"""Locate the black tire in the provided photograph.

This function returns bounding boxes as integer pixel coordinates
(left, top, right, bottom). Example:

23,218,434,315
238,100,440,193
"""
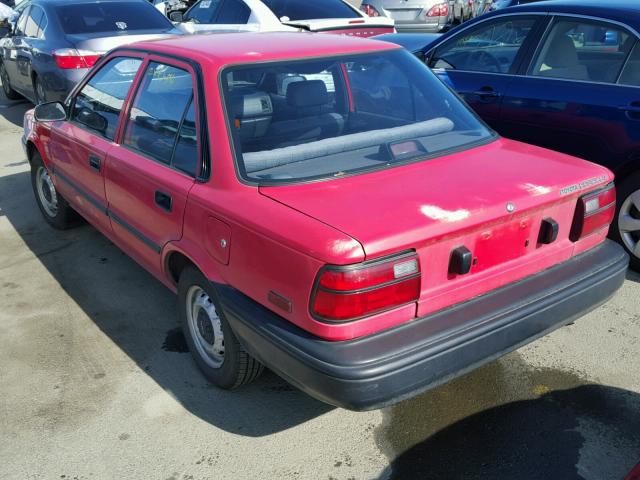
0,62,22,101
610,171,640,271
33,75,46,104
30,152,78,229
178,266,263,389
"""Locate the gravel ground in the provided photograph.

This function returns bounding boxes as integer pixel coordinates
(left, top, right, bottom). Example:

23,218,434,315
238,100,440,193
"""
1,90,639,480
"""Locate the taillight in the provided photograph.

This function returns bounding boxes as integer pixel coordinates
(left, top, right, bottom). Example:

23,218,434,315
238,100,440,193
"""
360,4,381,17
570,183,616,241
426,3,449,17
311,252,420,322
52,49,101,69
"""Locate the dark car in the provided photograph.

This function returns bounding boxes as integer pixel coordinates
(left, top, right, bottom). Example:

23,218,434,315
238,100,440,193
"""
379,0,640,269
0,0,180,104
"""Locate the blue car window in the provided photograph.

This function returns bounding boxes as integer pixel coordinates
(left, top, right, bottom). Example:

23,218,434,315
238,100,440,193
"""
71,57,143,140
619,41,640,87
531,19,634,84
123,62,194,166
431,16,537,74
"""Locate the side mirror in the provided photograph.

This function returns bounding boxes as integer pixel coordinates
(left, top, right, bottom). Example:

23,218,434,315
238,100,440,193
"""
34,102,66,122
169,11,184,22
76,107,107,133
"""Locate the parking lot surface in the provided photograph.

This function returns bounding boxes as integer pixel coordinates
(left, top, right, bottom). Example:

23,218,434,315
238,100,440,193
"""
1,92,640,479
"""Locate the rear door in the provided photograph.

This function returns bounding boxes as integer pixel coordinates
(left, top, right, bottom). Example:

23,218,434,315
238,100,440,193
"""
50,55,144,231
499,15,639,172
104,57,199,272
14,4,45,96
426,14,545,130
2,5,28,95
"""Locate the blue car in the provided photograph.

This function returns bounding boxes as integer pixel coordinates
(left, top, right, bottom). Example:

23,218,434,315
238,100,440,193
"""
379,0,640,269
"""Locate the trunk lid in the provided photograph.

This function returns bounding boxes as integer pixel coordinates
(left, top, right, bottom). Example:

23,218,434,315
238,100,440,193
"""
259,138,613,316
379,0,439,22
66,31,178,53
283,17,395,37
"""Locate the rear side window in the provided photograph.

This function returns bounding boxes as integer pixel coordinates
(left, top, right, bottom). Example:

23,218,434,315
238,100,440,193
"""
56,2,172,34
71,57,143,140
217,0,250,24
262,0,359,21
123,62,196,171
431,16,538,73
619,42,640,86
24,5,43,38
531,19,634,83
185,0,222,24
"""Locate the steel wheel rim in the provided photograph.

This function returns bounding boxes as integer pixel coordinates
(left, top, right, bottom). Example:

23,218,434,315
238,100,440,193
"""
186,286,225,368
1,65,10,96
618,188,640,260
35,79,45,104
36,166,58,217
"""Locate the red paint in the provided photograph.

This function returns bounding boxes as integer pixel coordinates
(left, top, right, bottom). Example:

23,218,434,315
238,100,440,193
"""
26,33,615,342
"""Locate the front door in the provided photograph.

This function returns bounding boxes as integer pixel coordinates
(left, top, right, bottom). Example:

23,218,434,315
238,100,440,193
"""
50,56,144,230
105,58,200,272
426,14,544,131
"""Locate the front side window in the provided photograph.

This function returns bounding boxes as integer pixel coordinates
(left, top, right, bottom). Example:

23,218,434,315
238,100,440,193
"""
71,57,143,140
222,49,494,184
430,16,538,73
531,18,634,83
262,0,359,21
123,63,195,168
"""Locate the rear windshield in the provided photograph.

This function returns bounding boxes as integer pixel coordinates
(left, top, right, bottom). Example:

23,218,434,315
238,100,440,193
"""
56,2,172,34
262,0,360,21
222,49,494,184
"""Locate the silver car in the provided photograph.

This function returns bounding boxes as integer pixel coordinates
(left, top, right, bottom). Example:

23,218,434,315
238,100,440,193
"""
360,0,473,33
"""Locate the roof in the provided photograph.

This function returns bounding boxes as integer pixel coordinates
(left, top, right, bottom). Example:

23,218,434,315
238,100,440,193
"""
504,0,640,27
128,32,400,67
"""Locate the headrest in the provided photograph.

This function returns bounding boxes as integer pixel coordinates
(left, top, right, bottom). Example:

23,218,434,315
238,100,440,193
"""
287,80,328,108
545,35,579,67
232,91,273,119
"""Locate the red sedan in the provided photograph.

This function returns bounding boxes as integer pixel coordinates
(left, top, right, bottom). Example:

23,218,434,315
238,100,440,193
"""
23,32,628,410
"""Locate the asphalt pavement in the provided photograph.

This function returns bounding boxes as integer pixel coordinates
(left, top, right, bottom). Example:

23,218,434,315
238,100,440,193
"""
1,92,640,480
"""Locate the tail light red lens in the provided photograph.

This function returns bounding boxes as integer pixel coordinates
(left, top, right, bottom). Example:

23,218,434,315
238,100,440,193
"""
360,4,381,17
53,49,101,69
311,252,420,322
570,184,616,241
427,3,449,17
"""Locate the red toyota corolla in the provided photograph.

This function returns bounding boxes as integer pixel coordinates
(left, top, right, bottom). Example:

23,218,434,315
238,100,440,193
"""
23,33,628,410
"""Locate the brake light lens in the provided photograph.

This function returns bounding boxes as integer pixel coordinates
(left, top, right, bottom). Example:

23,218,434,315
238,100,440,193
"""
360,4,380,17
311,253,420,322
52,49,101,69
570,184,616,241
426,3,449,17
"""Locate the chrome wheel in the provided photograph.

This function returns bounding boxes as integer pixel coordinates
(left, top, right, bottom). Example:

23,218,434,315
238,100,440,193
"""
35,77,46,104
618,188,640,259
186,286,225,368
36,166,58,218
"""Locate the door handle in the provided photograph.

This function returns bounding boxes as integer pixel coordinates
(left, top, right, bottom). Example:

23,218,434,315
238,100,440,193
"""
88,155,101,171
471,89,501,98
154,190,172,212
619,103,640,120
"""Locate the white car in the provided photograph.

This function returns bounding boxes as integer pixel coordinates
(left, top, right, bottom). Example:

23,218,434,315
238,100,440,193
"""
170,0,395,37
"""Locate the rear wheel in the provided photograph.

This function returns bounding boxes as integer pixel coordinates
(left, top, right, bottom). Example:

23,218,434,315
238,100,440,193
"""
611,172,640,271
0,62,21,100
33,75,46,104
178,266,263,389
30,152,78,229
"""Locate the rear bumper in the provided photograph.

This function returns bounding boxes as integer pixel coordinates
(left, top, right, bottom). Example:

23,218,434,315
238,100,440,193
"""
395,22,448,33
218,240,628,411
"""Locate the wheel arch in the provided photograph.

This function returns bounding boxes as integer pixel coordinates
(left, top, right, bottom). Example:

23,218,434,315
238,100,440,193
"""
163,244,226,288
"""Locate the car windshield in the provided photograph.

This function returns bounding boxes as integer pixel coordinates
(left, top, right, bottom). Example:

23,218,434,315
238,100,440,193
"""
222,49,494,184
262,0,360,21
56,2,172,34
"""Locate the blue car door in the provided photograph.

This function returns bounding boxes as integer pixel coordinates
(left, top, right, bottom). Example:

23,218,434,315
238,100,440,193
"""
425,14,546,131
499,15,640,174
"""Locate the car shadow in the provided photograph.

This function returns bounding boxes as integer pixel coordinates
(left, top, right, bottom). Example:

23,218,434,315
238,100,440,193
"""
0,170,332,437
626,268,640,283
375,357,640,480
0,91,31,127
